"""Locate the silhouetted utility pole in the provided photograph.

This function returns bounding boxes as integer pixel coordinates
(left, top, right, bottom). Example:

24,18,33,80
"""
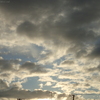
72,95,75,100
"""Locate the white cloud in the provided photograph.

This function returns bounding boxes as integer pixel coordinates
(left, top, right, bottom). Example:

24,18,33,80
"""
38,76,56,83
45,82,52,86
39,84,43,89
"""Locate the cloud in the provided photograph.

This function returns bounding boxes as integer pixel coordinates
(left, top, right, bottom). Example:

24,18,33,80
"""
0,79,85,100
39,84,43,89
56,93,67,100
0,58,21,72
17,21,37,39
0,81,68,100
1,0,100,98
20,61,47,74
87,65,100,72
87,46,100,59
38,76,57,82
76,50,87,58
45,82,52,86
0,87,85,100
54,81,91,94
61,60,74,65
58,60,78,69
58,72,85,80
1,0,98,47
84,90,100,94
0,89,55,99
0,58,48,82
0,0,100,65
0,79,9,91
0,0,59,16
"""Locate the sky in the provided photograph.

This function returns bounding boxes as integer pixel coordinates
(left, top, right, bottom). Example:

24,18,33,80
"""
0,0,100,100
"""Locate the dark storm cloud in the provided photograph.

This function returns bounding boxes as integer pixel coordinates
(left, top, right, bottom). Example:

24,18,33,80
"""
15,0,99,53
87,46,100,59
0,0,60,21
87,38,100,59
17,21,38,39
0,0,100,56
66,0,100,28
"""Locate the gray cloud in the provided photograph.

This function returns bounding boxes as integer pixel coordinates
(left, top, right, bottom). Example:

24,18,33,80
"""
0,0,100,60
0,0,60,23
0,80,57,99
0,81,85,100
0,80,68,100
0,58,48,81
87,46,100,59
0,89,55,99
17,21,38,39
86,65,100,72
0,59,20,72
14,0,100,57
0,79,8,90
57,93,67,100
76,50,87,58
20,61,47,74
61,60,74,65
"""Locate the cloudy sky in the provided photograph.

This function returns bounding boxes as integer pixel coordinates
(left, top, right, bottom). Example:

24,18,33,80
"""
0,0,100,100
